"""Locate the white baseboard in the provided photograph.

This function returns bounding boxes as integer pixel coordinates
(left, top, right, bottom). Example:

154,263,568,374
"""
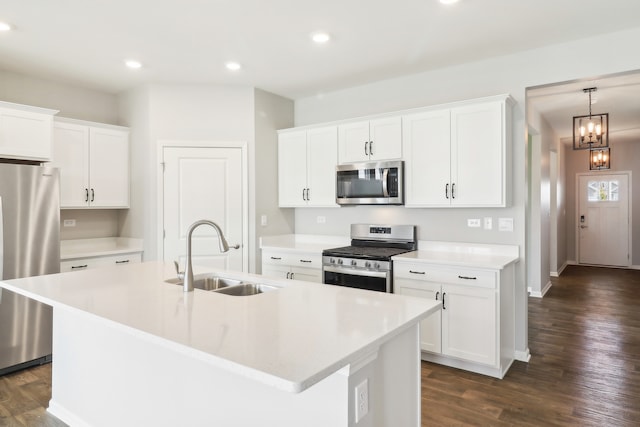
514,348,531,363
550,261,569,277
528,280,551,298
48,400,92,427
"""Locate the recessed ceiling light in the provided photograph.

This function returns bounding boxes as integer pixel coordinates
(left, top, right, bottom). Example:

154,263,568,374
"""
311,32,330,44
225,62,241,71
0,22,12,32
125,60,142,69
439,0,459,4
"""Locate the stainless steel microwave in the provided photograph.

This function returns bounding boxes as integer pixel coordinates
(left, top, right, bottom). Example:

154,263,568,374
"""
336,160,404,205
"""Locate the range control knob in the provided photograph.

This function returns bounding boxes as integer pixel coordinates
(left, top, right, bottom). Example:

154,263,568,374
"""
365,261,371,268
351,260,357,266
329,258,335,264
374,262,380,269
337,259,343,265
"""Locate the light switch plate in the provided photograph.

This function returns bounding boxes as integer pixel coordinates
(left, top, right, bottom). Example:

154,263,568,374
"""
260,215,267,226
63,219,76,227
484,217,492,230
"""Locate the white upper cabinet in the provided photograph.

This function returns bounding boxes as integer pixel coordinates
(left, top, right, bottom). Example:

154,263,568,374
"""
0,101,58,161
52,119,130,208
338,116,402,163
403,95,512,207
278,126,338,207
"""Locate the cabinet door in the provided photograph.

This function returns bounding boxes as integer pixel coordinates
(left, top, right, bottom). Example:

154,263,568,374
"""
89,127,130,207
395,279,442,353
306,126,338,207
261,265,290,280
402,110,451,207
442,283,496,366
278,131,308,207
450,101,504,206
0,108,54,161
290,266,322,283
338,121,369,163
52,122,90,208
368,116,402,161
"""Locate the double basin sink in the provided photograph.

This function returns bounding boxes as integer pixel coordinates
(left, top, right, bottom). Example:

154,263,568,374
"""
166,274,278,296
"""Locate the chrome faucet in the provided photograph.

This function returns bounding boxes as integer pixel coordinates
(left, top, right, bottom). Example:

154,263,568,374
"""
183,220,235,292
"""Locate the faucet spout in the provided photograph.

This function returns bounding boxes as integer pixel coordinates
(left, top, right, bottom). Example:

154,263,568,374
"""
183,220,231,292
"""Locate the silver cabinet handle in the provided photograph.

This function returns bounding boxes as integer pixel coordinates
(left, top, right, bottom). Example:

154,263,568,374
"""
115,260,130,264
299,259,312,263
85,188,89,202
369,140,373,156
270,256,282,260
458,275,477,280
364,141,368,156
435,291,440,300
442,292,446,310
286,272,290,279
451,183,456,199
71,264,88,269
91,188,95,202
409,270,425,275
445,183,449,199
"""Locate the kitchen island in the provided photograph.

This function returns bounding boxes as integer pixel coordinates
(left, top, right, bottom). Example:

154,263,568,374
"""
0,262,439,427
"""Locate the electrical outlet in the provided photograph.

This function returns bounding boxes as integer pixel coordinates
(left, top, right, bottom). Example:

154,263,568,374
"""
467,218,481,228
355,379,369,423
484,217,493,230
317,216,326,224
260,215,268,226
499,217,514,232
63,219,76,227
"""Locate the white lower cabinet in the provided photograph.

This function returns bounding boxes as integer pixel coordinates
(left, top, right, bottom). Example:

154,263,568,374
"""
394,261,514,378
61,252,142,273
261,250,322,283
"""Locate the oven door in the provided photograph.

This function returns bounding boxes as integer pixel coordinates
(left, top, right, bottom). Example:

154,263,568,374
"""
323,265,391,293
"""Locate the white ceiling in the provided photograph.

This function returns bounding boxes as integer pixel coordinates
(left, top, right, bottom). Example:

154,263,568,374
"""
1,0,640,142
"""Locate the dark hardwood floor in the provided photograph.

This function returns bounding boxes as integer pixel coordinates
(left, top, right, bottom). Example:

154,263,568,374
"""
422,265,640,426
1,265,639,426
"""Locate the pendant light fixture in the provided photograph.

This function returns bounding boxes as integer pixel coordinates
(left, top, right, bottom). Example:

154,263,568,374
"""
589,147,611,170
573,87,608,150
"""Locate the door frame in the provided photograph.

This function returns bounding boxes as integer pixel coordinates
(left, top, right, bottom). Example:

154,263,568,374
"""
156,140,249,272
575,171,632,267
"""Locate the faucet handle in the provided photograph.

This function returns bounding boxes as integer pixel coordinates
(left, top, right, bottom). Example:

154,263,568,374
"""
174,260,185,280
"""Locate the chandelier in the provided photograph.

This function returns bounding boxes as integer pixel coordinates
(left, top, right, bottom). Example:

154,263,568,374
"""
573,87,609,150
589,147,611,170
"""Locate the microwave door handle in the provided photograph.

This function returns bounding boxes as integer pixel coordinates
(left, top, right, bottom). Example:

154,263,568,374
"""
382,168,390,197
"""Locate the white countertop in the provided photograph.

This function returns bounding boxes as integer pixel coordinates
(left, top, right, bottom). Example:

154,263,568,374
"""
260,234,349,253
394,241,519,270
1,262,439,393
61,237,143,260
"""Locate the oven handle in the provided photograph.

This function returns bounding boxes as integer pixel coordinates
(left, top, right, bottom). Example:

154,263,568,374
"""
323,265,389,279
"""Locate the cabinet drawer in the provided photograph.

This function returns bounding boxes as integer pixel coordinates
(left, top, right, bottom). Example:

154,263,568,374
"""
61,252,142,273
394,262,496,288
262,251,322,269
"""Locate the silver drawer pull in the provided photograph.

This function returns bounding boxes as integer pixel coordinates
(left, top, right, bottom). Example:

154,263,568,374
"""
270,256,282,260
409,270,425,275
71,265,88,269
115,260,130,264
458,275,477,280
299,259,312,263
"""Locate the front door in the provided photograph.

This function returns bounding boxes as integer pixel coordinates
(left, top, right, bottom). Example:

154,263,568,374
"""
578,173,630,267
161,146,245,272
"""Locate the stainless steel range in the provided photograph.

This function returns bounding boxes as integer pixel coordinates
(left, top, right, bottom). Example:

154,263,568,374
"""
322,224,416,293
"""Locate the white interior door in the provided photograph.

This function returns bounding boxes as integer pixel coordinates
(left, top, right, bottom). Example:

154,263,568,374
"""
578,173,630,267
162,146,244,272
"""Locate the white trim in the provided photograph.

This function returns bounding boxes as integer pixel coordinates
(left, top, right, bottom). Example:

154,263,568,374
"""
156,140,249,273
48,401,92,427
514,349,531,363
575,171,632,268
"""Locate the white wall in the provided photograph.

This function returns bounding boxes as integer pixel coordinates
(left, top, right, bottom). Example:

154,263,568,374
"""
117,84,256,265
0,70,119,124
293,27,640,357
253,89,295,273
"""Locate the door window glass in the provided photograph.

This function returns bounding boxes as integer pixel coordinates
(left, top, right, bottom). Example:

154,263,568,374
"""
587,180,619,202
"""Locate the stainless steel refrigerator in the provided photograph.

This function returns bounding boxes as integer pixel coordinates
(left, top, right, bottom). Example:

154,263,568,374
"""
0,163,60,375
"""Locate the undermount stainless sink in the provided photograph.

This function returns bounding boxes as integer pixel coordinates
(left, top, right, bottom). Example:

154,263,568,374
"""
166,274,279,296
166,274,242,291
214,283,279,296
